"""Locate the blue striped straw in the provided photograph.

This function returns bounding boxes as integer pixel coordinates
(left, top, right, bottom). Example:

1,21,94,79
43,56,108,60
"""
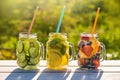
56,6,66,33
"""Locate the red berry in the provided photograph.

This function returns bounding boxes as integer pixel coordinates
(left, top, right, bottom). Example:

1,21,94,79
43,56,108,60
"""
80,58,86,65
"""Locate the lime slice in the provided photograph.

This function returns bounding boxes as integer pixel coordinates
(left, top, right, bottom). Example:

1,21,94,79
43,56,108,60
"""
47,50,62,67
17,60,27,68
29,47,38,58
16,40,23,53
30,56,40,65
16,52,26,62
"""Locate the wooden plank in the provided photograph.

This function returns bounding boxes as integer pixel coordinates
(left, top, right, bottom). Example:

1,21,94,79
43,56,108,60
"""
100,60,120,67
0,60,17,67
1,60,120,67
1,60,120,80
1,66,120,73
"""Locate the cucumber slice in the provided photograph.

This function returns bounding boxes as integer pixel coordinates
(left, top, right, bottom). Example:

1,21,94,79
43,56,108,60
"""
17,52,26,62
33,41,40,53
16,40,23,53
29,47,38,58
30,56,40,65
17,60,27,68
24,40,30,54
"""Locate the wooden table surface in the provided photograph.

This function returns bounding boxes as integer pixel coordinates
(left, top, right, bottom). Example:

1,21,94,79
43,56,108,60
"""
0,60,120,80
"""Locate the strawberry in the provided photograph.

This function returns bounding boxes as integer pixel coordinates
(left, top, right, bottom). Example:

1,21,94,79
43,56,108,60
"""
82,46,93,56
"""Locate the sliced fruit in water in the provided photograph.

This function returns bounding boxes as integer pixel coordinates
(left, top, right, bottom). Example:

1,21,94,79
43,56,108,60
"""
82,46,93,56
16,40,23,53
29,47,38,58
60,53,68,66
47,49,61,55
48,50,62,67
33,41,40,53
90,37,100,56
32,41,39,47
30,56,40,65
17,60,27,68
17,52,26,62
24,40,30,53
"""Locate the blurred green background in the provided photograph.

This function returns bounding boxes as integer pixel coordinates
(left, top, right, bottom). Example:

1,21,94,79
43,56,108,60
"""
0,0,120,60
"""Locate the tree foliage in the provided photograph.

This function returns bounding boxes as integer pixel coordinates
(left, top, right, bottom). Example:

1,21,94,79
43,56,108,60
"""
0,0,120,60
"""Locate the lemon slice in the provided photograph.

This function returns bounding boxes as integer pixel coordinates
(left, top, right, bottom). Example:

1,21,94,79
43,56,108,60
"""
90,37,100,56
48,50,62,67
60,53,68,66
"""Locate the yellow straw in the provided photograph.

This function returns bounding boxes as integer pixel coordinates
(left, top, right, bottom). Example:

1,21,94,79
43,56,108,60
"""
28,6,39,36
91,7,100,35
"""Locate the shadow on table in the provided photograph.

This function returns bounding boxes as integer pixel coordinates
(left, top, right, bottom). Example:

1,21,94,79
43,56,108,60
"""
37,68,71,80
71,68,103,80
5,68,39,80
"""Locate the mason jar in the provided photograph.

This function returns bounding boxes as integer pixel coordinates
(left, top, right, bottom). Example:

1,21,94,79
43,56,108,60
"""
77,33,106,69
16,32,44,70
46,32,73,70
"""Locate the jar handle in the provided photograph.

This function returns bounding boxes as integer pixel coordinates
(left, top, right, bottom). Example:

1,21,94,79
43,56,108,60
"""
100,42,106,61
69,42,74,61
39,42,44,60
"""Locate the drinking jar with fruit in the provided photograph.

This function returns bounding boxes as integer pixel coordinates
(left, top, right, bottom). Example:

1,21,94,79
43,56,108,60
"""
16,32,44,70
77,33,106,69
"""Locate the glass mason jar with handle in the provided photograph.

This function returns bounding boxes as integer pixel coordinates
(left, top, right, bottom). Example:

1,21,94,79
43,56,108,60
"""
16,32,44,70
46,33,74,70
77,33,106,69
